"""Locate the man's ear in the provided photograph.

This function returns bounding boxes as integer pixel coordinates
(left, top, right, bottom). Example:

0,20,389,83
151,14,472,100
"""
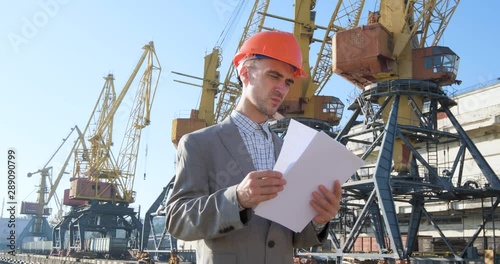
239,65,250,86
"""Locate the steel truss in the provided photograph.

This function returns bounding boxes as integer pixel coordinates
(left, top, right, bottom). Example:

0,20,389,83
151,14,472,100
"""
141,177,175,252
17,217,52,245
327,79,500,262
52,202,141,258
139,177,196,263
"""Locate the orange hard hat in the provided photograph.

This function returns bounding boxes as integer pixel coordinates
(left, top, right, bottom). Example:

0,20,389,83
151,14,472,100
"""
233,31,307,78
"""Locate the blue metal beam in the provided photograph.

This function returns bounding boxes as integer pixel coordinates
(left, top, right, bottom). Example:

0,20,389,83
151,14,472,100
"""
336,106,361,145
461,197,500,257
343,189,376,252
443,106,500,190
372,94,404,258
369,201,388,252
406,196,423,256
421,207,459,257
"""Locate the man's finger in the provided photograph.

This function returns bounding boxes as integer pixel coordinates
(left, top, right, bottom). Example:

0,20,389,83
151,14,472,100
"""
255,170,283,179
318,185,336,203
333,180,342,198
259,177,286,187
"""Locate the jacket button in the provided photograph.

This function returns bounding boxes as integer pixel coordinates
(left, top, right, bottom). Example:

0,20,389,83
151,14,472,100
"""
268,240,275,248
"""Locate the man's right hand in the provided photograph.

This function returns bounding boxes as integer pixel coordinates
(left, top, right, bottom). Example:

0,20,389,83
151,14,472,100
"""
236,170,286,209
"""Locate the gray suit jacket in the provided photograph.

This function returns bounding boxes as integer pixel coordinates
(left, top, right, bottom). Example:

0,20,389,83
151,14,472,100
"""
165,117,327,264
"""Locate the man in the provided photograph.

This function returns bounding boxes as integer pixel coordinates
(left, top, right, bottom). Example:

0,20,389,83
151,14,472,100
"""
168,249,180,264
165,30,342,264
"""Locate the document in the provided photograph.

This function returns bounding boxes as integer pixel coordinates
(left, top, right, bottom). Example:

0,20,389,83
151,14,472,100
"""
254,119,364,232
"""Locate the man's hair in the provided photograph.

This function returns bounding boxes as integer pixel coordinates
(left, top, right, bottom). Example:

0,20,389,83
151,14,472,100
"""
237,56,258,75
236,57,259,87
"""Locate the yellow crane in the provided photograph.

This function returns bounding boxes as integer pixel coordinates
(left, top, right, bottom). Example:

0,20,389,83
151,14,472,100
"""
333,0,460,87
332,0,460,172
18,126,84,247
171,0,366,146
272,0,363,128
70,41,161,204
52,41,161,255
171,0,270,147
326,1,492,262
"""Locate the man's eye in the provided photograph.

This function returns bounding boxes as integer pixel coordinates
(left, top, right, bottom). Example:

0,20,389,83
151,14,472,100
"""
268,73,279,79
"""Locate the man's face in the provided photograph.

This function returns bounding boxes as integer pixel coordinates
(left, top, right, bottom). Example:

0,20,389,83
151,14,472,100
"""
240,58,295,121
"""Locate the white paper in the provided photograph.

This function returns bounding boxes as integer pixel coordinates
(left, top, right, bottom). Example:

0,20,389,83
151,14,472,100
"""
254,119,365,232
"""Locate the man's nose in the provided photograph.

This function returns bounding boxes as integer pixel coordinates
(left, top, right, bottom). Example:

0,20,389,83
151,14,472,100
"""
275,81,289,95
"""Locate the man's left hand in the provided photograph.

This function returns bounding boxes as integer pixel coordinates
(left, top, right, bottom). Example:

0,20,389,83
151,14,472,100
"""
310,180,342,225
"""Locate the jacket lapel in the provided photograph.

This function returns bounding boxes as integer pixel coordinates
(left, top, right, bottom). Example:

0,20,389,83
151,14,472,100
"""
216,117,255,175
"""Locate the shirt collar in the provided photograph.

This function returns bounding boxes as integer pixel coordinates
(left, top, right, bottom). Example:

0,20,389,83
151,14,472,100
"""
231,111,273,139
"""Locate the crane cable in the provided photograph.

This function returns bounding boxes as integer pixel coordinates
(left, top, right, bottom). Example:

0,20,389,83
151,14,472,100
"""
214,0,247,49
195,0,248,112
23,188,37,203
143,130,150,180
374,0,380,12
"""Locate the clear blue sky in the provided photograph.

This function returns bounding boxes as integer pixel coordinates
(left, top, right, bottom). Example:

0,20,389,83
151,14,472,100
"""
1,1,499,220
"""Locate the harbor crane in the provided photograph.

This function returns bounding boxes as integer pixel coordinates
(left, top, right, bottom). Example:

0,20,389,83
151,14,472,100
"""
18,126,84,247
329,0,499,262
52,41,161,256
